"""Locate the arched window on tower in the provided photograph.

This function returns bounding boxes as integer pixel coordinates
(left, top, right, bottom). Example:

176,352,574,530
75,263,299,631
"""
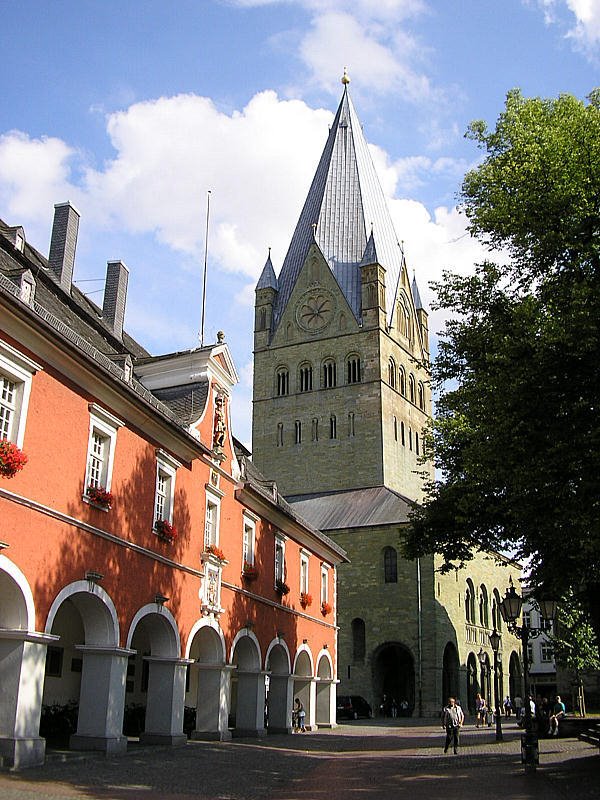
352,618,366,661
409,374,416,404
418,381,425,410
399,366,406,397
323,359,337,388
299,362,313,392
388,357,396,389
383,546,398,583
346,354,361,384
276,367,289,396
329,414,337,439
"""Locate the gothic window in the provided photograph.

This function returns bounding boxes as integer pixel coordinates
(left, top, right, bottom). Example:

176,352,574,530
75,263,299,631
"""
294,420,302,444
346,355,361,384
409,374,416,404
479,585,489,627
398,300,410,338
323,359,337,388
401,420,405,446
388,357,396,389
393,416,398,441
492,589,502,632
258,308,266,330
277,422,283,447
312,417,319,441
399,366,406,397
352,618,366,661
415,432,420,455
276,367,289,396
383,546,398,583
409,427,413,451
348,412,355,437
329,414,337,439
367,284,376,307
418,381,425,410
465,579,475,623
299,363,313,392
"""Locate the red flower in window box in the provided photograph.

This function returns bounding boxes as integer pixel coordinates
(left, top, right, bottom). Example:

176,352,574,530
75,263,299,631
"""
275,579,290,596
155,518,177,543
205,544,226,561
0,440,28,478
321,601,332,617
242,561,258,581
86,484,113,509
300,592,312,609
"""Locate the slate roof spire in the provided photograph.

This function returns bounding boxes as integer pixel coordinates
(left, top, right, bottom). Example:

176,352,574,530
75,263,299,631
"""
271,74,406,329
256,249,278,291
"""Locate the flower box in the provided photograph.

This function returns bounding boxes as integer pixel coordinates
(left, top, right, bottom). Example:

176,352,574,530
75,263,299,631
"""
0,440,27,478
154,518,177,543
275,579,290,596
204,544,226,561
242,562,258,581
86,484,113,509
300,592,312,609
321,601,332,617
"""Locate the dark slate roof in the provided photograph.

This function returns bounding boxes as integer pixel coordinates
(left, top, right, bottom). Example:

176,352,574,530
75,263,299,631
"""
271,85,405,329
256,253,278,291
152,382,209,425
236,453,347,560
285,486,414,531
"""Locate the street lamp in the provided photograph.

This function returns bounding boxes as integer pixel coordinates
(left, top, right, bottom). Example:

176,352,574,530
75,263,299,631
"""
488,627,503,742
499,580,556,771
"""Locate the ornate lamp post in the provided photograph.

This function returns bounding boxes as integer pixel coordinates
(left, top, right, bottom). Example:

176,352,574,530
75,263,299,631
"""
499,581,557,771
488,627,503,742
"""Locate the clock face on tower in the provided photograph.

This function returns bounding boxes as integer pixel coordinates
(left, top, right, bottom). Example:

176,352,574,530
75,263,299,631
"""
296,289,334,332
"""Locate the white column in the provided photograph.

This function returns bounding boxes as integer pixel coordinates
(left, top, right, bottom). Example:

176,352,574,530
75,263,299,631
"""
267,674,293,733
139,657,191,746
191,664,233,741
0,630,55,769
315,679,337,728
234,670,268,737
70,645,133,754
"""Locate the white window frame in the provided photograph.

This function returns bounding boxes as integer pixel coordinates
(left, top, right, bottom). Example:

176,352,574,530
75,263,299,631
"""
85,405,123,495
0,341,42,448
300,550,310,594
242,512,257,567
275,534,286,584
154,449,180,525
321,564,329,604
204,486,223,550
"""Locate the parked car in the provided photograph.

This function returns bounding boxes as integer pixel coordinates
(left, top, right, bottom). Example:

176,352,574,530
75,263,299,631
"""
336,695,373,720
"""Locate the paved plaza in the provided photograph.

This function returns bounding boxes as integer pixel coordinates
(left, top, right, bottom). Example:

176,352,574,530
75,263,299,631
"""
0,719,597,800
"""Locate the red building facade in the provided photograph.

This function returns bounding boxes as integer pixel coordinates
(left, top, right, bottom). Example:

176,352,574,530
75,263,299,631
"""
0,203,346,769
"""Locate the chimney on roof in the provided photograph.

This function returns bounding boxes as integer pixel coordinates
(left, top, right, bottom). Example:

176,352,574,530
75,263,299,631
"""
102,260,129,340
48,202,80,290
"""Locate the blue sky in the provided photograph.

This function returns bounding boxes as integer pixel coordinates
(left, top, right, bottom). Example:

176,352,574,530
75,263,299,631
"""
1,0,598,445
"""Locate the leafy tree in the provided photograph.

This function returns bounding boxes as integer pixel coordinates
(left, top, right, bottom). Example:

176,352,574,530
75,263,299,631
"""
404,89,600,650
549,593,600,715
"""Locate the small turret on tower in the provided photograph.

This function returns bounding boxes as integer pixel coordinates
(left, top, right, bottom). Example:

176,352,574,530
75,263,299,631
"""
254,250,278,350
360,230,386,330
411,273,429,358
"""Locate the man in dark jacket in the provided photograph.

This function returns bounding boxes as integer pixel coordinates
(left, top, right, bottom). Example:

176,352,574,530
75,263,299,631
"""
442,697,464,754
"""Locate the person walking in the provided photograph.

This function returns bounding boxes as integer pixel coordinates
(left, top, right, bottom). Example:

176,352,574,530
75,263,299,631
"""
549,695,566,736
442,697,464,754
475,692,486,728
503,696,512,718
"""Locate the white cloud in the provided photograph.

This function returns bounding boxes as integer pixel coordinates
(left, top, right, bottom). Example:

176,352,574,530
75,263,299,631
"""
530,0,600,56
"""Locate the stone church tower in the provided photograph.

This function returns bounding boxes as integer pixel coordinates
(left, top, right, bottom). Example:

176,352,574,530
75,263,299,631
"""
252,75,522,717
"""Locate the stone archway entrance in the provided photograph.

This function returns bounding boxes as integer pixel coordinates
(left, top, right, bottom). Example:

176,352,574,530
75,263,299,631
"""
187,621,231,741
466,652,479,715
509,651,522,702
315,652,335,727
293,648,314,729
230,631,265,737
265,640,292,733
372,642,415,716
125,605,188,746
0,556,51,768
442,642,460,707
44,581,129,755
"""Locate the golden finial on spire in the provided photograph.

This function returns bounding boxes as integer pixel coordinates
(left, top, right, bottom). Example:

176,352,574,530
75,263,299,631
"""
341,68,350,86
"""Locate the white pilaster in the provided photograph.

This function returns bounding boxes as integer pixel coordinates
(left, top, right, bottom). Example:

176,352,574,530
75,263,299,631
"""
139,657,191,746
191,664,233,741
234,670,268,737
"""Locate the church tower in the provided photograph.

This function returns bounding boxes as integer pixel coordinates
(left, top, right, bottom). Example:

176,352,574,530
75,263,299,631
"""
252,73,432,501
251,74,522,718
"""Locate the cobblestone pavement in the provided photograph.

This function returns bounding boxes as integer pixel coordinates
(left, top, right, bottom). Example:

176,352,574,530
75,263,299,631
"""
0,720,597,800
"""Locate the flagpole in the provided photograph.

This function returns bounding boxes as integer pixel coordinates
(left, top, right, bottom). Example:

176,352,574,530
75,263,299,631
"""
200,190,211,347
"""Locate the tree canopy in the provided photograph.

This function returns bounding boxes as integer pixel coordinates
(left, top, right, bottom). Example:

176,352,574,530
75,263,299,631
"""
404,89,600,647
